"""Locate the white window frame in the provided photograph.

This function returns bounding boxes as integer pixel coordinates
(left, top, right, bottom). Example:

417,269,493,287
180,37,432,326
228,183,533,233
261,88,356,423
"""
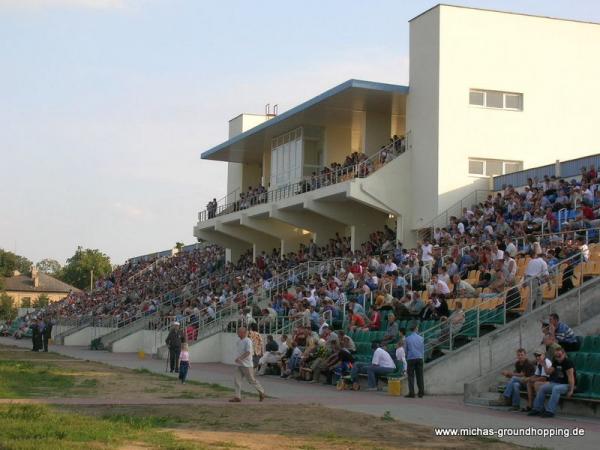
468,158,487,177
468,158,523,177
469,89,523,111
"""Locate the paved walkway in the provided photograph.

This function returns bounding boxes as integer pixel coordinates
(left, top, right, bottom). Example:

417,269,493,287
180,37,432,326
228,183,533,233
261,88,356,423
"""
2,337,599,449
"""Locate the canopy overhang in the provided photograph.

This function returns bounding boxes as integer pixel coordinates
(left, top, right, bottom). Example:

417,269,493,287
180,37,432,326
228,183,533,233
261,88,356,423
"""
201,79,409,164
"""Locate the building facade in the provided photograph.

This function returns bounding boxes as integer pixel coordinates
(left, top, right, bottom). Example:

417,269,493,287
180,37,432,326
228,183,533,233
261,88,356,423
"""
195,4,600,261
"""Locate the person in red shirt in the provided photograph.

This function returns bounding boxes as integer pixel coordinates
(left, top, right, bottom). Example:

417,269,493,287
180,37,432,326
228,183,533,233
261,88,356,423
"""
349,311,367,331
368,308,382,331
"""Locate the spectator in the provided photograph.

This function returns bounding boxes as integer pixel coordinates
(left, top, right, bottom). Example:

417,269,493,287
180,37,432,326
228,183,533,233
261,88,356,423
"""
405,322,425,398
548,313,579,352
523,350,552,412
350,341,396,391
529,346,575,418
501,348,534,410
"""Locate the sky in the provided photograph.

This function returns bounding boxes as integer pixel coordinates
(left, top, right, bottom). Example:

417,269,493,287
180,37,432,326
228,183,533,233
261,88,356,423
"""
1,0,600,266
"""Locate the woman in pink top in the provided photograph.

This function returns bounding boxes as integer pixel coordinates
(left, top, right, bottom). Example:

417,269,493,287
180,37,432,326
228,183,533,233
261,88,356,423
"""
179,343,190,384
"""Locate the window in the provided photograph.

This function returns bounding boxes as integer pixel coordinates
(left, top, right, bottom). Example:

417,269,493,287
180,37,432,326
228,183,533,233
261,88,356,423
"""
468,158,523,177
270,127,303,187
469,89,523,111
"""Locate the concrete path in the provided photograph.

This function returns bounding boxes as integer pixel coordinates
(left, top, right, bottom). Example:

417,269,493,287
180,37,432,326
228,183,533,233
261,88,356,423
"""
2,337,600,449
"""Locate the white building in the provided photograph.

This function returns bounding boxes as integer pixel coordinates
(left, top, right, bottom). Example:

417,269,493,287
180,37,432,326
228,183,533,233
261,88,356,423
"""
195,4,600,261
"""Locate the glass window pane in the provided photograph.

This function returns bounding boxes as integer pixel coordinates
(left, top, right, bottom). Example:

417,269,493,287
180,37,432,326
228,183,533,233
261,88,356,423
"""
469,90,484,106
486,160,503,176
505,93,522,110
503,162,522,174
485,91,503,108
469,160,484,175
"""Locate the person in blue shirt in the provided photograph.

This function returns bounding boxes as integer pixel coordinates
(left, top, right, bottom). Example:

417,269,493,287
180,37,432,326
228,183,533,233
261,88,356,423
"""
405,322,425,398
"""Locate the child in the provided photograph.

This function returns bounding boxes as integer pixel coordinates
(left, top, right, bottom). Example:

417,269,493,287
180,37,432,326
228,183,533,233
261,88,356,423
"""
395,338,407,376
179,343,190,384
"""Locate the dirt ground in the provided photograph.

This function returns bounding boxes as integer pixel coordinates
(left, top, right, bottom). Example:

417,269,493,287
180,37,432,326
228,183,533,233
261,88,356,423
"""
0,344,520,449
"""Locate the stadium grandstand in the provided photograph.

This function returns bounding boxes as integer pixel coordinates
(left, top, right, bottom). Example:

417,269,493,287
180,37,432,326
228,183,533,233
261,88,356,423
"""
4,4,600,423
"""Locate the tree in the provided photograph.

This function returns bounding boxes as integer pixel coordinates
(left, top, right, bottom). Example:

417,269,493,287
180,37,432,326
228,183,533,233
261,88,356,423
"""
36,259,62,275
33,293,50,309
175,242,185,252
58,246,112,290
21,297,31,308
0,249,33,277
0,292,16,321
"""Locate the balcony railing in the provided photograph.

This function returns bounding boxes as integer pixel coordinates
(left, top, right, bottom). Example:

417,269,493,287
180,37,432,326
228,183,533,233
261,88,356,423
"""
199,137,407,222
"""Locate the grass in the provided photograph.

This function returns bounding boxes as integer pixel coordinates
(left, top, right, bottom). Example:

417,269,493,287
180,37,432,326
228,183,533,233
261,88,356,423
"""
0,361,97,398
0,404,199,449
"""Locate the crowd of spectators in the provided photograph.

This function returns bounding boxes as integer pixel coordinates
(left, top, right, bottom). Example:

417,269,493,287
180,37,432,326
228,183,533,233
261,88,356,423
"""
203,135,407,219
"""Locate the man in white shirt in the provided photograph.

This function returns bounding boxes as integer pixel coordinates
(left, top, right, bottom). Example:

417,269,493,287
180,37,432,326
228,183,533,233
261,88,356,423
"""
230,327,265,402
525,350,553,412
421,240,434,266
350,342,397,391
432,275,451,296
524,251,549,311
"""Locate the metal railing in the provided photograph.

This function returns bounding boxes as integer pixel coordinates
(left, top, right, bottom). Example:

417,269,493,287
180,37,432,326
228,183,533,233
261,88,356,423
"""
171,257,349,346
423,250,588,357
417,190,492,242
199,137,407,222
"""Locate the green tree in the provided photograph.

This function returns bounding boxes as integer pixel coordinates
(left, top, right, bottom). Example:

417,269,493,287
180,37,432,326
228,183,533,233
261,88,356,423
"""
58,246,112,290
21,297,31,308
0,292,16,320
175,242,185,252
0,249,32,277
33,293,50,309
36,258,62,275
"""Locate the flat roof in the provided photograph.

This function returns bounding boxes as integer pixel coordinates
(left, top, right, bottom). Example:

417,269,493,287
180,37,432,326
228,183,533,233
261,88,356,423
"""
410,3,600,27
201,79,408,164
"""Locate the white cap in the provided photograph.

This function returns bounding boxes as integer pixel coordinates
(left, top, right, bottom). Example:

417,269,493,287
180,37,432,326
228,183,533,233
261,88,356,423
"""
173,321,180,326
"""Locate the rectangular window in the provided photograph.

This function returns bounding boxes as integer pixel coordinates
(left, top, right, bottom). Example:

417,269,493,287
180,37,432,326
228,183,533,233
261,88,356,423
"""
468,158,523,176
469,89,523,111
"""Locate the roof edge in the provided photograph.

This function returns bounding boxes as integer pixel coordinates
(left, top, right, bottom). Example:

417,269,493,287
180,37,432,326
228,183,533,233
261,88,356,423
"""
200,79,409,160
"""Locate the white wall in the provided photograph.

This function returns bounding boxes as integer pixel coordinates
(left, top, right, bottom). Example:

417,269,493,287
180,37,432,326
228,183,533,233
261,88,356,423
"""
111,329,169,355
406,6,440,229
435,5,600,212
63,327,117,346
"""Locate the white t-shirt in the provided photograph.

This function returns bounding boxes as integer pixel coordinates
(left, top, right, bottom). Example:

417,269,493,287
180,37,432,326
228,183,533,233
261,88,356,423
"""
236,337,254,367
395,347,407,371
371,347,396,369
525,258,549,278
421,244,433,262
435,279,451,295
533,358,552,377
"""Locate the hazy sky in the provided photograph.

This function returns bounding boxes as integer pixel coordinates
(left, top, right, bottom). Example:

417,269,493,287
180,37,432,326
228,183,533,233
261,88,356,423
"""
2,0,599,265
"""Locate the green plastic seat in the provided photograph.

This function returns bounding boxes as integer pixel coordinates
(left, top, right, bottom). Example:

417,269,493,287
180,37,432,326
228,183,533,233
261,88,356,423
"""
580,336,596,353
575,352,591,372
574,372,593,398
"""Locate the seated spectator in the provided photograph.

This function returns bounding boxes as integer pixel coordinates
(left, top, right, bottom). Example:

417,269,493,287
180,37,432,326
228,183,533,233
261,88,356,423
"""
548,313,579,352
450,274,477,298
257,335,280,376
523,350,552,412
368,307,382,331
501,348,534,410
529,346,576,418
350,341,396,391
349,310,367,332
381,313,399,347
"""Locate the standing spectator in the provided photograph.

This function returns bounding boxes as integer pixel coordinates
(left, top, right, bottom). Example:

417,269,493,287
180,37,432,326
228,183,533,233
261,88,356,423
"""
30,318,42,352
42,317,53,353
165,322,185,373
524,250,549,310
529,347,576,418
405,323,425,398
230,327,266,402
178,343,190,384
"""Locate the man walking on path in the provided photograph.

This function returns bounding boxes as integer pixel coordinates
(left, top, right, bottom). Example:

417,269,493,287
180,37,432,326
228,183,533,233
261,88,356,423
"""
405,322,425,398
165,322,185,373
229,327,266,402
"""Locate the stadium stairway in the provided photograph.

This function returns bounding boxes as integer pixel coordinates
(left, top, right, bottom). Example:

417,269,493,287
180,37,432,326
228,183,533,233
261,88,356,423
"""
421,274,600,396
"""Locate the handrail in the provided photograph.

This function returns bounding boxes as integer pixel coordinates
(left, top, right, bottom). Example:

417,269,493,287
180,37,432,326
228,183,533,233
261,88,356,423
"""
198,137,406,222
173,257,349,345
423,250,587,357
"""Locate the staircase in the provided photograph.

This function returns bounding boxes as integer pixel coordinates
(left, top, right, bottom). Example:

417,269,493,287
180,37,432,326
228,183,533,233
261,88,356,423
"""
423,268,600,395
417,189,491,242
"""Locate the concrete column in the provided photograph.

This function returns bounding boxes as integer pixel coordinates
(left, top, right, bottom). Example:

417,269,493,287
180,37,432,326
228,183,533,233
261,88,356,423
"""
363,111,391,156
304,199,388,251
240,215,311,257
195,229,251,263
215,222,279,261
269,208,346,247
